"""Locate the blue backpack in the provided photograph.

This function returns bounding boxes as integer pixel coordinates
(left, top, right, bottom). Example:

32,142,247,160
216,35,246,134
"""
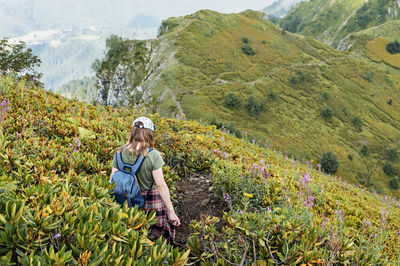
110,148,154,209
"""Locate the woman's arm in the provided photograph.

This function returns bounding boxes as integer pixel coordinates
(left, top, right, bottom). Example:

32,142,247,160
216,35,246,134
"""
152,168,181,226
110,167,118,182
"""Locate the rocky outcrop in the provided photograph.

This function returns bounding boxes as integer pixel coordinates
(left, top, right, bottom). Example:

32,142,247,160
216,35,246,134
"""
96,37,176,108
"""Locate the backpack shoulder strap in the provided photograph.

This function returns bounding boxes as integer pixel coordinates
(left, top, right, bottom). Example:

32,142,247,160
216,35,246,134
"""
130,148,153,174
116,151,126,171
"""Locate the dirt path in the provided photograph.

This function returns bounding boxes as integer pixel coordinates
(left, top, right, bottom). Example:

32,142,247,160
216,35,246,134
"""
174,173,227,246
170,90,185,118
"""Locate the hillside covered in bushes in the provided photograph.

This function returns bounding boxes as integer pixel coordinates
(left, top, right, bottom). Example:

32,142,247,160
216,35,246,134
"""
93,10,400,196
1,73,400,263
280,0,400,47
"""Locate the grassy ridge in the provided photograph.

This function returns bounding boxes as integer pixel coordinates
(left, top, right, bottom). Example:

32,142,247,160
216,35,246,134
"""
280,0,400,46
338,20,400,52
1,74,400,263
148,10,400,195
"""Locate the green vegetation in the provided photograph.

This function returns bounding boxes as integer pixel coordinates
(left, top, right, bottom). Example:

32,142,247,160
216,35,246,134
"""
159,19,180,36
289,70,308,87
210,118,242,138
241,36,249,44
386,40,400,54
383,163,398,177
322,92,330,101
245,95,264,115
360,71,374,82
320,106,333,120
360,145,370,157
280,0,400,46
2,74,400,263
387,148,398,162
352,117,363,131
268,90,277,101
366,37,400,69
389,177,399,189
224,92,241,109
94,10,400,196
0,74,190,264
241,44,256,55
92,35,129,75
321,152,339,174
0,38,41,79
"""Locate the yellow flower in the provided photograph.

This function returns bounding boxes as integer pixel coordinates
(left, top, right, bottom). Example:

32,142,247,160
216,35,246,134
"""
117,211,128,219
243,193,253,198
196,135,203,142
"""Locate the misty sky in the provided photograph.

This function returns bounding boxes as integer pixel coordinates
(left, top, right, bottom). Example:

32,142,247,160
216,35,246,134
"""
0,0,300,37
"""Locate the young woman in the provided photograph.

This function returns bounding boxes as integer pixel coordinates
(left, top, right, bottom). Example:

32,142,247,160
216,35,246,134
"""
110,116,180,243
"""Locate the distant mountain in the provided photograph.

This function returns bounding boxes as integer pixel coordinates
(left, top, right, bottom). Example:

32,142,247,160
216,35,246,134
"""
0,0,159,90
0,0,161,37
8,27,157,91
93,9,400,195
279,0,400,47
263,0,305,18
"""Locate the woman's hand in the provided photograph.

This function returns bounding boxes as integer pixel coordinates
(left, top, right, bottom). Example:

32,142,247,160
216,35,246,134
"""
167,211,181,226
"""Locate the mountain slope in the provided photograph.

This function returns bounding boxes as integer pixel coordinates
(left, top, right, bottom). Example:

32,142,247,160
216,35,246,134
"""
280,0,400,46
94,10,400,196
1,74,400,263
338,20,400,51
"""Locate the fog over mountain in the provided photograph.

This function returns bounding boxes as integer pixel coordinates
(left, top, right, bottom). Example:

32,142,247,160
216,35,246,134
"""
0,0,300,90
263,0,306,18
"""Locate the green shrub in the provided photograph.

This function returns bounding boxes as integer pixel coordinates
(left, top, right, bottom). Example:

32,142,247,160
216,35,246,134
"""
241,44,256,56
387,99,392,105
290,70,308,86
387,148,398,162
283,16,301,32
353,117,363,131
389,177,399,190
348,154,353,161
158,19,179,36
268,90,277,101
241,36,249,44
386,40,400,54
246,96,264,115
224,93,242,109
321,106,334,120
321,152,339,175
360,145,370,157
210,118,242,138
360,72,373,82
383,163,397,177
322,92,330,101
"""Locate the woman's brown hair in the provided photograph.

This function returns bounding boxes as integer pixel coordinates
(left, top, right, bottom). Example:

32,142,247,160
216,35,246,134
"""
118,121,155,156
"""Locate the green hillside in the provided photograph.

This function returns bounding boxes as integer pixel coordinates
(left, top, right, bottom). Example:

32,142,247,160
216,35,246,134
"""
1,73,400,263
338,20,400,52
280,0,400,46
94,10,400,196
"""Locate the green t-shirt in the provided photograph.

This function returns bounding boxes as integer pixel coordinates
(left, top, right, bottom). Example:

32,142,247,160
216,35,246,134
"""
112,148,165,191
